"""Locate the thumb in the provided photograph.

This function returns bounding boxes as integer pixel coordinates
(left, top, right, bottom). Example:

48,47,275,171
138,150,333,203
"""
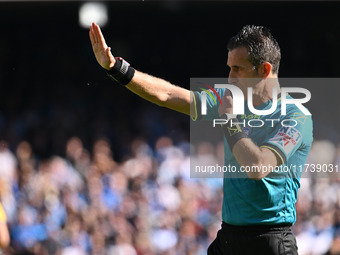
106,47,116,68
223,89,232,98
107,47,115,58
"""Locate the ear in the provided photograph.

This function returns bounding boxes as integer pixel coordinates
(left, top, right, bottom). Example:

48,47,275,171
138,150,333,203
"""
258,62,272,78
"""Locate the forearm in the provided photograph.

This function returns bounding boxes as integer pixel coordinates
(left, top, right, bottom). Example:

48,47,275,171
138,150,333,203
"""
126,70,191,115
232,138,278,180
219,117,278,179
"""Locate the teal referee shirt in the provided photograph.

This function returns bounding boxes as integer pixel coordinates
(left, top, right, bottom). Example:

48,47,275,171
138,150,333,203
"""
191,88,313,225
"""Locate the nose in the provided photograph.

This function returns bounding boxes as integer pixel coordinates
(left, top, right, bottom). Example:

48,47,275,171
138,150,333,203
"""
228,70,237,84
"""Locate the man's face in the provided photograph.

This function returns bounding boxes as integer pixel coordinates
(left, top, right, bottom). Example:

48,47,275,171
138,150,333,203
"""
227,47,261,92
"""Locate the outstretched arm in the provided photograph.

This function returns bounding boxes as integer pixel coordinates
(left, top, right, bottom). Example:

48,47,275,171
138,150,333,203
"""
89,22,191,116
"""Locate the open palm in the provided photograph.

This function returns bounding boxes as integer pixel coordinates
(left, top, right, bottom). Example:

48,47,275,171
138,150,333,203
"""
89,22,115,70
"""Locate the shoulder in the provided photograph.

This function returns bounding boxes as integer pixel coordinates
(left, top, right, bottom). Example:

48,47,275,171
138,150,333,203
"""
280,94,312,125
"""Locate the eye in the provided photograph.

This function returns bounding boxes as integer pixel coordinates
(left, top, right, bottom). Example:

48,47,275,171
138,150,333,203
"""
231,66,239,72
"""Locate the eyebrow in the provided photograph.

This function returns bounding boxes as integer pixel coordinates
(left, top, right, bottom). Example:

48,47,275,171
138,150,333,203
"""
227,65,241,69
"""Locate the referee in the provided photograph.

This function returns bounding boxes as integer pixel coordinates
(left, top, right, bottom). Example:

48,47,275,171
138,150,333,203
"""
90,23,313,254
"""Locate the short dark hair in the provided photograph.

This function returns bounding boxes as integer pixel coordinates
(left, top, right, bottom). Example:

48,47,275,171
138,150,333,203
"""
227,25,281,74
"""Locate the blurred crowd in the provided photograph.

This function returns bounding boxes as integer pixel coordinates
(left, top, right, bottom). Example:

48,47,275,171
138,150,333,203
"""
0,134,339,255
0,136,224,255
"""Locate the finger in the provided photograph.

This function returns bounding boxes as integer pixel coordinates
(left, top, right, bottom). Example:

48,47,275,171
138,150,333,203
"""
225,96,233,107
106,47,111,55
223,89,232,98
92,23,100,44
225,95,233,102
93,23,107,48
89,29,95,46
107,47,115,60
90,22,99,43
90,23,97,44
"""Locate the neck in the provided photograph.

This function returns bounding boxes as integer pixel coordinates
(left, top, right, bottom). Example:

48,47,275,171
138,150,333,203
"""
245,77,280,106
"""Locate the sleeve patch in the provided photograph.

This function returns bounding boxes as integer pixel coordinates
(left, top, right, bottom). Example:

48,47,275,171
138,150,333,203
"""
268,126,302,155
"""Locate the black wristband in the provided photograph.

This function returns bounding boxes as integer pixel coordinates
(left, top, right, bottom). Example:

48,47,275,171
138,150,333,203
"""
107,57,135,86
220,118,249,150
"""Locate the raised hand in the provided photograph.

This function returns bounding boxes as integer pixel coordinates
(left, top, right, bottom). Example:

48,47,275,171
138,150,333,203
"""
218,89,234,117
89,22,116,70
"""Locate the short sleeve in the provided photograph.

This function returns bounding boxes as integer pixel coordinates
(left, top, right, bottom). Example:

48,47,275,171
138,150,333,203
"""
261,111,313,166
